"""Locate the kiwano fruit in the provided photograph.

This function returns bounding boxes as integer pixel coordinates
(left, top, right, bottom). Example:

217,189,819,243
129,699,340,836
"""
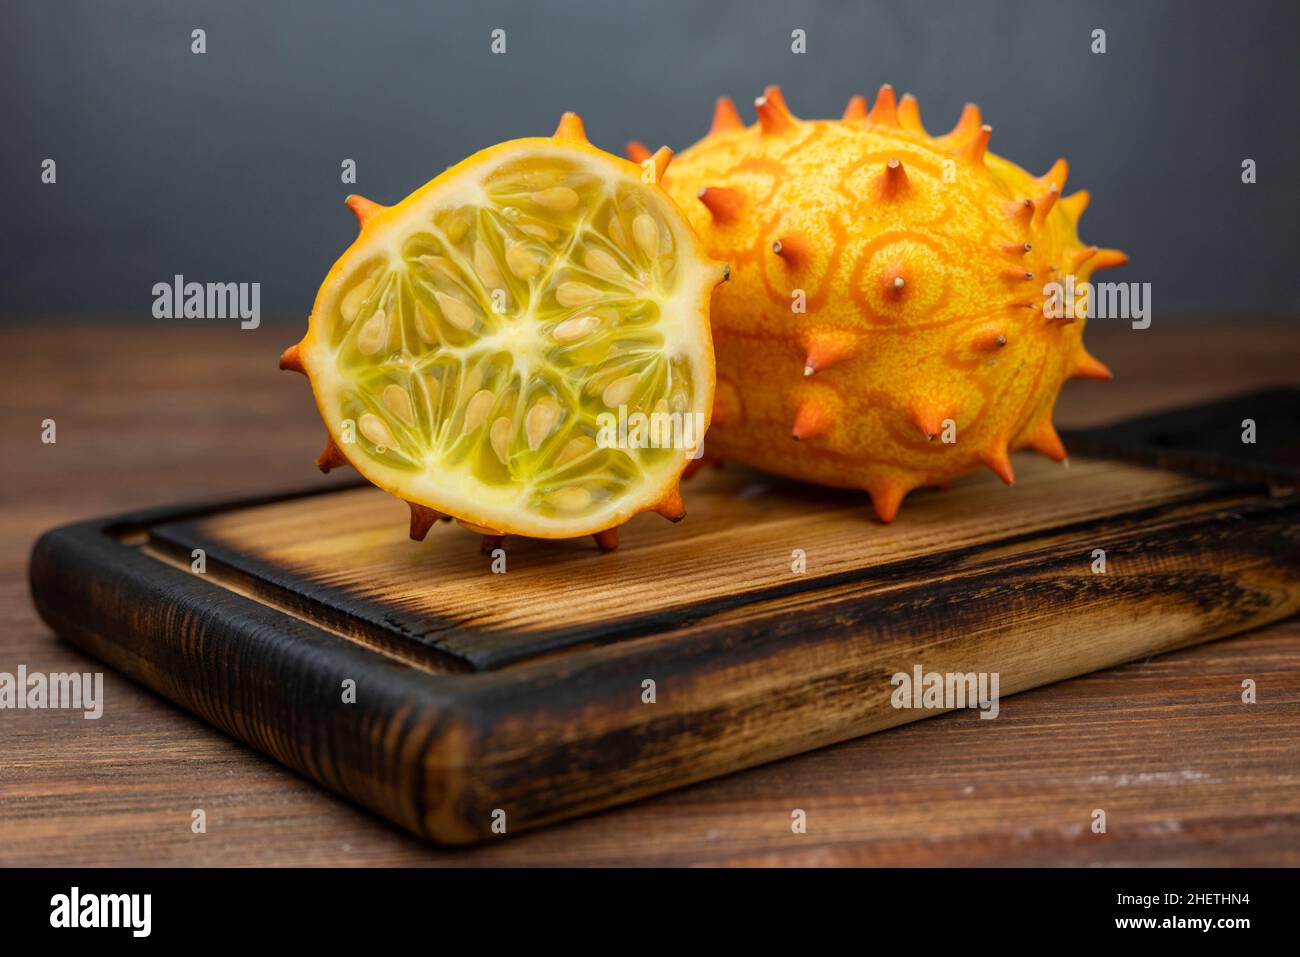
647,85,1128,522
281,114,727,551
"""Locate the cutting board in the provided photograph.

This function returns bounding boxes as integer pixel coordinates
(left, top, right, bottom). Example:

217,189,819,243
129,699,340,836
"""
28,390,1300,843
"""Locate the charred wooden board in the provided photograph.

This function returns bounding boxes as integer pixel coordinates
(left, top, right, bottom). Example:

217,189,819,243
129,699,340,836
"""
28,392,1300,843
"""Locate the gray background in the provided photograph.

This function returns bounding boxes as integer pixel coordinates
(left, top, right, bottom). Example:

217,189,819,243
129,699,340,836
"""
4,0,1298,319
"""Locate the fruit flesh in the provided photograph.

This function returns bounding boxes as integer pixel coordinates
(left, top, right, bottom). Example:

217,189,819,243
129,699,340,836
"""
658,86,1126,522
284,118,723,544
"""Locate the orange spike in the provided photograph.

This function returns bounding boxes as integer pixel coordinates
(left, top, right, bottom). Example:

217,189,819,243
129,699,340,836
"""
960,124,992,164
754,86,796,135
941,103,983,146
316,439,349,474
981,447,1015,486
652,485,686,522
1070,245,1099,270
897,93,925,133
884,269,908,299
973,327,1008,352
772,234,811,265
1000,241,1033,258
1037,158,1069,192
1025,420,1068,463
1001,265,1034,282
842,94,867,121
1092,248,1129,270
878,158,909,198
802,329,859,376
1033,184,1060,224
625,140,652,164
1060,189,1091,220
907,402,948,440
710,96,744,134
592,528,620,552
480,534,505,555
869,481,907,524
696,186,745,222
649,145,673,182
791,400,831,441
552,111,588,142
1072,351,1113,381
1007,197,1035,229
345,194,385,229
278,343,305,374
867,84,898,126
407,502,445,542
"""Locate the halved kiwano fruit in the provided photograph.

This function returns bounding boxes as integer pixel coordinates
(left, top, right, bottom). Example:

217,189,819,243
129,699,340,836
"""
280,113,727,551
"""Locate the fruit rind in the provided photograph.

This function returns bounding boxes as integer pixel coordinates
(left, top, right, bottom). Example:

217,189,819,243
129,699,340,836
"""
659,86,1126,522
287,117,724,543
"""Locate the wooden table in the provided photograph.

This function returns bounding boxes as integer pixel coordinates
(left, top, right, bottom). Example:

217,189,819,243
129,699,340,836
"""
3,318,1298,865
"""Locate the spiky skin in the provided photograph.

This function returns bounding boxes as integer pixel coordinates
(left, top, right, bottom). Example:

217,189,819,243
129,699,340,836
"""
660,86,1126,522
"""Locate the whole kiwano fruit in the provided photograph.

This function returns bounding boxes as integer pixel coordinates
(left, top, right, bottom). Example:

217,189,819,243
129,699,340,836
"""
648,85,1127,522
282,114,727,551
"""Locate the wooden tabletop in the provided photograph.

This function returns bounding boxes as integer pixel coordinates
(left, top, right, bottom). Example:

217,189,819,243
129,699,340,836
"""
3,317,1299,866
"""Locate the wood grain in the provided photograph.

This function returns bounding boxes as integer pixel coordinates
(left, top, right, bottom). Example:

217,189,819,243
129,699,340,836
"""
146,456,1214,667
3,319,1300,864
26,406,1300,841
